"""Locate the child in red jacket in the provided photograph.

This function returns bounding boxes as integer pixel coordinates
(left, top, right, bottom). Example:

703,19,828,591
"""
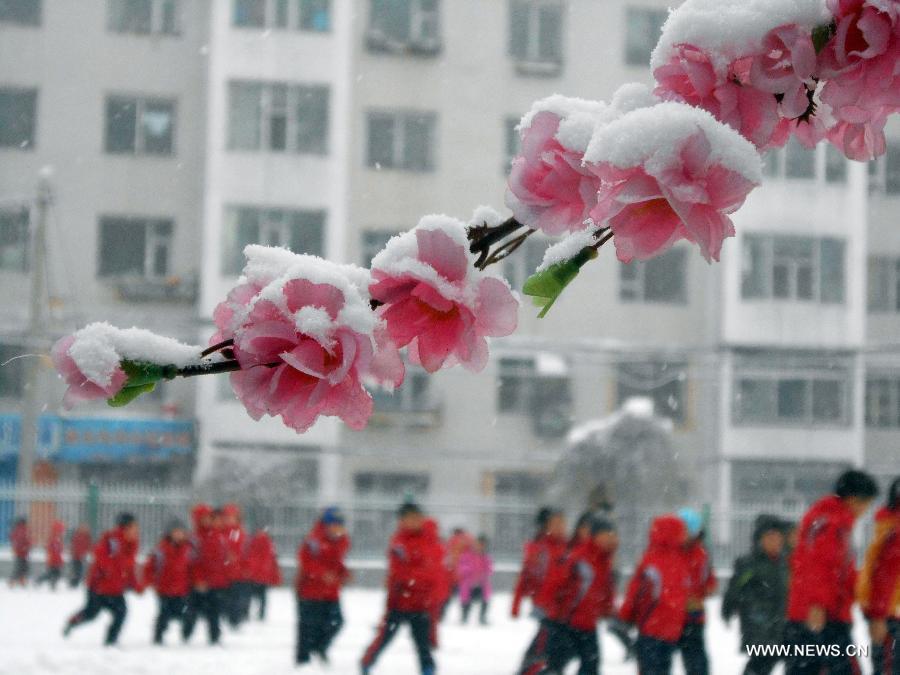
514,507,568,675
245,525,280,621
64,512,140,645
69,523,92,588
619,514,690,675
785,470,878,675
183,504,229,645
221,503,248,627
296,507,349,665
8,516,30,587
144,519,192,645
675,508,717,675
857,476,900,675
361,501,440,675
36,520,66,590
541,517,618,675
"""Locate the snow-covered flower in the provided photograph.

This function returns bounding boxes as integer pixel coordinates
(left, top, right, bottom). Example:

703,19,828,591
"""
369,216,519,373
819,0,900,160
584,102,762,263
211,247,405,433
51,333,127,408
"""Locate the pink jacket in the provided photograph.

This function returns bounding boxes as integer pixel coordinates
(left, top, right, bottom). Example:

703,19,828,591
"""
457,549,493,603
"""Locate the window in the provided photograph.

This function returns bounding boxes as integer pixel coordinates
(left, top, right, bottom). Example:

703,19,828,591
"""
0,208,28,272
784,137,815,178
108,0,180,35
624,7,666,66
865,376,900,428
367,0,441,54
370,369,437,414
0,0,40,25
300,0,330,31
105,95,175,155
0,343,25,398
97,216,173,278
764,139,821,181
497,355,571,437
732,353,852,426
825,144,847,183
0,87,37,149
868,256,900,312
503,236,546,291
354,471,429,497
222,206,325,275
232,0,330,31
505,116,521,169
509,0,563,72
616,360,687,423
366,111,436,172
870,142,900,194
732,460,846,506
228,81,329,154
360,229,397,266
619,247,687,304
741,234,845,303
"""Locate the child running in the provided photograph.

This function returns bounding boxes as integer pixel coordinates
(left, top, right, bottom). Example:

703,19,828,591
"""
676,508,716,675
36,519,65,590
8,516,30,587
69,523,92,588
143,519,193,645
244,524,280,621
457,535,493,625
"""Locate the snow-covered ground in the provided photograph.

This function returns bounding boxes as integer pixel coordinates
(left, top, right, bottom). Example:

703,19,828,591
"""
0,585,873,675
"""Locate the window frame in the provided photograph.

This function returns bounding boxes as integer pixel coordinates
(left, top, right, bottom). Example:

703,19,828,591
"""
365,109,437,172
104,94,177,156
107,0,182,36
865,375,900,428
366,0,442,55
615,359,688,424
0,0,41,26
0,207,30,273
623,6,667,67
619,247,688,305
509,0,564,74
741,233,846,304
0,86,38,150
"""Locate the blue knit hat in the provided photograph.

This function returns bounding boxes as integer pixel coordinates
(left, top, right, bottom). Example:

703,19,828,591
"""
677,507,703,538
321,506,345,526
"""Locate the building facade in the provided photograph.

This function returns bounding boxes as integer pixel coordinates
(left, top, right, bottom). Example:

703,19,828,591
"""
2,1,898,541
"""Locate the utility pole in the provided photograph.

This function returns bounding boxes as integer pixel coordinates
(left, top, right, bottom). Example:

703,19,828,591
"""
17,172,52,488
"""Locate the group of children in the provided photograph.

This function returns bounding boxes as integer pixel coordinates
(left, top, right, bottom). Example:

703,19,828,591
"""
7,470,900,674
8,517,92,590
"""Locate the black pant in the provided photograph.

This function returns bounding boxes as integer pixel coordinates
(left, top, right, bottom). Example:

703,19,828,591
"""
461,586,489,624
67,591,127,645
784,621,859,674
361,609,435,673
248,583,267,620
182,589,222,644
677,619,710,675
518,618,554,675
744,654,781,675
224,582,250,627
36,565,62,589
872,619,900,675
69,559,84,588
635,635,677,675
543,622,601,675
10,556,28,584
296,598,344,663
153,595,188,644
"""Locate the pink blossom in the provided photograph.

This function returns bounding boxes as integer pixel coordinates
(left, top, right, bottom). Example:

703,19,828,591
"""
820,0,900,159
219,274,381,433
588,132,758,263
51,335,127,408
369,219,518,374
505,110,600,236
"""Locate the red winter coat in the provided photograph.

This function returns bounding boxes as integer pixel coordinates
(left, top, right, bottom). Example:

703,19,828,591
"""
544,539,616,631
296,523,350,601
684,540,717,622
88,527,139,596
426,520,452,610
10,522,30,559
386,524,443,613
244,530,281,586
46,522,65,568
787,495,858,624
620,515,690,644
224,525,246,583
512,533,568,617
71,528,92,561
858,507,900,620
143,537,193,597
190,505,229,590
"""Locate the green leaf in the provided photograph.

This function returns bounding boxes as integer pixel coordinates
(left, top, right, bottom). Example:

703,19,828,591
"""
105,360,178,407
812,21,836,53
107,382,157,407
522,246,598,318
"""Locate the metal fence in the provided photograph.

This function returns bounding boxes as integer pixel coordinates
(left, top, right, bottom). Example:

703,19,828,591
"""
0,481,877,571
